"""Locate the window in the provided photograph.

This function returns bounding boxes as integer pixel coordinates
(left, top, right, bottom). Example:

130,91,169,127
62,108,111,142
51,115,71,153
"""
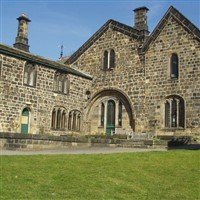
103,49,115,70
51,107,67,130
164,96,185,128
53,72,69,94
103,51,108,70
170,53,179,79
68,110,81,132
23,62,37,87
110,49,115,69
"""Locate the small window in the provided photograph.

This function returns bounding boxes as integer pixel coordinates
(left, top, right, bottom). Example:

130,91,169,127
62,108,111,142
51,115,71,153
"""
103,50,108,70
110,49,115,69
23,62,37,87
170,54,179,79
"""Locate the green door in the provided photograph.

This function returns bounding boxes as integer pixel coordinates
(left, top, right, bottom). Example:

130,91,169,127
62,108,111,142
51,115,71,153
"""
21,108,29,134
106,100,115,136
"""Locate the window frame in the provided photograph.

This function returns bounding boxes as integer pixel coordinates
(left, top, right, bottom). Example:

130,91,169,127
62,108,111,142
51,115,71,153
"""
53,72,70,95
51,107,67,130
103,49,116,70
23,62,37,87
170,53,179,79
164,95,185,129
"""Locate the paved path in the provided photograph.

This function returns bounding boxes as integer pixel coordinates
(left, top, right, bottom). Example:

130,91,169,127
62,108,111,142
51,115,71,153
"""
0,147,167,155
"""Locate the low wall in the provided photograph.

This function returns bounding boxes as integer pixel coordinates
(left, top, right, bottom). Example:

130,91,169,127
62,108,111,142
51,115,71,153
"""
0,132,164,150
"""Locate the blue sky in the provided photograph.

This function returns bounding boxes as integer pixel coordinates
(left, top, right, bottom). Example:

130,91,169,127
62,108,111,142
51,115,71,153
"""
0,0,199,61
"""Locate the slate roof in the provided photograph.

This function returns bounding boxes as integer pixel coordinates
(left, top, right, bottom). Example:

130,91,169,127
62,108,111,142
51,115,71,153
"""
65,19,140,64
0,43,92,80
141,6,200,52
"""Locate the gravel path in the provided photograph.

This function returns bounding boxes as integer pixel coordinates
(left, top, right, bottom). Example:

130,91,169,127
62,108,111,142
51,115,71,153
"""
0,147,167,155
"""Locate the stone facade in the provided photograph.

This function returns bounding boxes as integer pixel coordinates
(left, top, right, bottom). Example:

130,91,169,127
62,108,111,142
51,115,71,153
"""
0,45,92,135
0,6,199,137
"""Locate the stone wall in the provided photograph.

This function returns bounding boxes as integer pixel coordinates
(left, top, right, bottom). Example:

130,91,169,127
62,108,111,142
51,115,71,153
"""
145,17,200,135
72,27,147,133
0,54,92,135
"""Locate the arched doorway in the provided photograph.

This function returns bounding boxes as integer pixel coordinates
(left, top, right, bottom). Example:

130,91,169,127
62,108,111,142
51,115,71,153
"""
21,108,30,134
86,89,135,135
106,100,115,135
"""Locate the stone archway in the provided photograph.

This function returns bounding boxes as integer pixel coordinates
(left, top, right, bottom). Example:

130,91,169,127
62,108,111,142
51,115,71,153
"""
85,89,135,135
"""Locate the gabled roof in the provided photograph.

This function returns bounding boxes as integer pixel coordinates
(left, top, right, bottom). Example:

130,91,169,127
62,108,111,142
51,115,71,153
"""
0,43,92,80
141,6,200,53
65,19,140,64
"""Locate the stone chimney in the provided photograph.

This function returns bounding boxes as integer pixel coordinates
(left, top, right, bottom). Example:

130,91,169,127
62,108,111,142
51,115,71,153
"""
13,13,31,52
133,7,149,38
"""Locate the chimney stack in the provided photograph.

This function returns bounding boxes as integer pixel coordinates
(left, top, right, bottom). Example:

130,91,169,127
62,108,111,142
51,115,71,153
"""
13,13,31,52
133,7,149,38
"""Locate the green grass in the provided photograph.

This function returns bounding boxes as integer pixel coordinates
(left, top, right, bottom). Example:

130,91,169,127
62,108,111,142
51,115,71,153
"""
1,150,200,200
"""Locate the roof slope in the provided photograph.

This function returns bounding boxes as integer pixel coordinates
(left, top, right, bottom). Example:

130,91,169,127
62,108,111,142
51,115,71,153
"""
141,6,200,53
0,43,92,80
65,19,140,64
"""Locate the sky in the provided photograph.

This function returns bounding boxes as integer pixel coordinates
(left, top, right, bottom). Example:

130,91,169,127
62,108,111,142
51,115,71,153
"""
0,0,199,61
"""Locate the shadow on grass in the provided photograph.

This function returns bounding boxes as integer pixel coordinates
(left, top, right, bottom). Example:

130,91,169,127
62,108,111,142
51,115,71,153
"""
167,137,200,150
168,144,200,150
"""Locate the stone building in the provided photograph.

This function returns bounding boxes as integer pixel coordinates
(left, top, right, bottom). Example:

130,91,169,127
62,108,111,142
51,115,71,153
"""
0,6,199,137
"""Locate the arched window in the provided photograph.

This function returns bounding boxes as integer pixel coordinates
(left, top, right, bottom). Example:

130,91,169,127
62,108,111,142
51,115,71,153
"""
53,72,70,94
51,109,56,129
103,50,108,70
56,109,61,129
110,49,115,69
68,112,72,130
164,96,185,128
51,107,67,130
63,76,70,94
170,54,179,79
68,110,81,131
72,112,76,131
23,62,37,87
61,110,66,129
77,114,81,131
165,101,170,128
103,49,116,70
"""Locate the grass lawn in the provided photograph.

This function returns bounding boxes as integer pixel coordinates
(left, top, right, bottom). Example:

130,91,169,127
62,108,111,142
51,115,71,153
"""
0,150,200,200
